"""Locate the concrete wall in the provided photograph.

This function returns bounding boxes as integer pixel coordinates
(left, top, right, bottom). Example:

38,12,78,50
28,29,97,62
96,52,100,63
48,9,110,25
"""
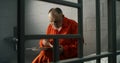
116,1,120,50
25,0,78,35
83,0,108,55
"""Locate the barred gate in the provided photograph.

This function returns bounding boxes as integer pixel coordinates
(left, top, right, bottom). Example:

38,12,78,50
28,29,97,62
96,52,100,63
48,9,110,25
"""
17,0,120,63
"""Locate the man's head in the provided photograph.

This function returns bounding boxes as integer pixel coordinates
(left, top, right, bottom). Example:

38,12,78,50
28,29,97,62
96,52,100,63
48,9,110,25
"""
48,7,63,29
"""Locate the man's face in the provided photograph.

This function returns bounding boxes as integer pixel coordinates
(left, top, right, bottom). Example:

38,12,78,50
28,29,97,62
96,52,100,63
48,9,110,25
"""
48,11,62,29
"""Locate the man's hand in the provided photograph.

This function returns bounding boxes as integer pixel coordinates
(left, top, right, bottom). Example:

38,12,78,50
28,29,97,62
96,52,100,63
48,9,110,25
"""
42,39,63,53
42,39,53,47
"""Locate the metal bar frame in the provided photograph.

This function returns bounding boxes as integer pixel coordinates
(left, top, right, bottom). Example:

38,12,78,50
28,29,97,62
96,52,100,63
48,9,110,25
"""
96,0,101,63
60,51,120,63
53,39,60,62
108,0,117,63
17,0,25,63
39,0,81,8
17,0,118,63
60,52,112,63
25,34,81,40
78,0,83,63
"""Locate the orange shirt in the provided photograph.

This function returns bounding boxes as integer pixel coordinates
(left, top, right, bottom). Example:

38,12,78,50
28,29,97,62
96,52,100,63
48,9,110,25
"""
32,17,78,63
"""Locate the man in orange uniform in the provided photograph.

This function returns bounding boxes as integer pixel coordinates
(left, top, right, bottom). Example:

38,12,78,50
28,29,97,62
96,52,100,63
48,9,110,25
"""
32,7,80,63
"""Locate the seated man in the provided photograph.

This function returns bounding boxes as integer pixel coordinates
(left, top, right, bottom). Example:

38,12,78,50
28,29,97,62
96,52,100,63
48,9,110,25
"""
32,7,82,63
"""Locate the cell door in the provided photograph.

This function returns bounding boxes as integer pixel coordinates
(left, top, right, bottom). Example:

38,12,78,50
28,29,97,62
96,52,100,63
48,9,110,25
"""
17,0,119,63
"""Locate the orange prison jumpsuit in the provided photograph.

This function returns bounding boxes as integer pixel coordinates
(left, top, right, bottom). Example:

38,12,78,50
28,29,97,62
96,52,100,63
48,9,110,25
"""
32,17,79,63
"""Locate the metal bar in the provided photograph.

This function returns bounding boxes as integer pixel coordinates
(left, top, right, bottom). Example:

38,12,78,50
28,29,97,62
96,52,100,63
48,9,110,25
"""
60,52,113,63
53,39,59,62
39,0,81,8
96,0,101,63
108,0,117,63
117,50,120,55
24,34,81,40
78,0,83,63
17,0,25,63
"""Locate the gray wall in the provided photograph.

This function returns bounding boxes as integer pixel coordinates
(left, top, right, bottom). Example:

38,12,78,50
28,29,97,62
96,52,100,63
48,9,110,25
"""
0,0,17,63
116,1,120,50
83,0,120,55
25,0,78,35
83,0,108,55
